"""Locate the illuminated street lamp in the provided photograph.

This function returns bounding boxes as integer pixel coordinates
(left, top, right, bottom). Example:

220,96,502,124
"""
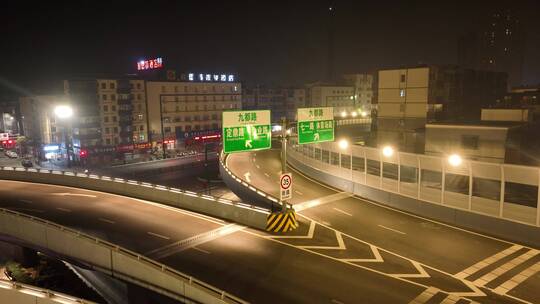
54,105,73,119
341,111,347,118
448,154,462,167
351,111,358,118
54,105,74,167
382,145,394,157
338,139,349,150
360,111,368,118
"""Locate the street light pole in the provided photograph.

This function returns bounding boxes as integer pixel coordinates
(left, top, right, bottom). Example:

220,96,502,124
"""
281,117,288,211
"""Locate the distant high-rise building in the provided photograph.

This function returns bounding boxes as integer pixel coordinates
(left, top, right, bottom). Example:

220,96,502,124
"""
458,9,524,87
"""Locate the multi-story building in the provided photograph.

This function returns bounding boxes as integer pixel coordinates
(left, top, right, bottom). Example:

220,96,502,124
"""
342,73,375,111
19,95,64,145
458,9,524,87
242,87,304,122
145,80,242,145
0,100,21,135
305,83,356,117
377,65,507,152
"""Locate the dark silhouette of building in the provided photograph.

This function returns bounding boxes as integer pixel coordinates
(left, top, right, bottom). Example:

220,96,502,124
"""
458,9,524,88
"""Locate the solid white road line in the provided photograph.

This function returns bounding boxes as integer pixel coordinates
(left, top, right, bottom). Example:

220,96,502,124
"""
333,208,352,216
56,207,72,212
378,225,406,235
493,262,540,295
19,199,33,204
331,299,344,304
474,249,538,287
192,247,211,254
408,287,439,304
455,245,523,279
50,192,97,198
98,218,115,224
147,231,171,240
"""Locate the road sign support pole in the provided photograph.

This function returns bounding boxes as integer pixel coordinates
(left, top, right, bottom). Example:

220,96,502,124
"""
281,117,287,211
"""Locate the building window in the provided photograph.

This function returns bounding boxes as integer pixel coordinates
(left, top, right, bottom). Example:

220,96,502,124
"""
461,135,479,150
51,126,56,133
111,105,116,111
106,138,111,145
185,116,191,122
103,105,108,112
139,134,145,141
114,127,118,133
102,94,107,100
110,83,115,89
174,86,178,92
111,94,116,101
164,127,171,133
400,89,406,97
212,114,217,120
104,116,109,123
194,125,200,130
138,114,143,120
137,83,141,89
161,86,166,92
400,74,406,82
114,138,118,144
140,125,144,131
137,94,141,100
112,116,117,122
101,83,106,89
105,127,110,134
137,104,142,111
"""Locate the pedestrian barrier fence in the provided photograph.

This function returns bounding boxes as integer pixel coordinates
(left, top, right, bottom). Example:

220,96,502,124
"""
0,208,247,304
0,278,96,304
287,139,540,229
0,166,269,231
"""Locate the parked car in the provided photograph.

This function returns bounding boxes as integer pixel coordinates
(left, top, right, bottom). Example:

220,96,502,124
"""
4,151,18,158
21,159,33,168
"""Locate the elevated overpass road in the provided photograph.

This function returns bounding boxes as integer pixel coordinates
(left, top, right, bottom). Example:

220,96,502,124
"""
0,179,437,304
226,150,540,304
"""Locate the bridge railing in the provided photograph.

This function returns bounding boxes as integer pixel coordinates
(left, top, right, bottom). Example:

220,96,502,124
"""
0,166,268,230
288,139,540,229
0,278,96,303
0,207,247,304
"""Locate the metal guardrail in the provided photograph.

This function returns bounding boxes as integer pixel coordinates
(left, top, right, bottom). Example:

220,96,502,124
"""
288,139,540,228
0,279,96,303
0,207,247,304
219,151,285,209
0,166,270,216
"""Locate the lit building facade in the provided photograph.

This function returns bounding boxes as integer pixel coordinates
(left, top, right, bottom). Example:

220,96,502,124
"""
145,80,242,144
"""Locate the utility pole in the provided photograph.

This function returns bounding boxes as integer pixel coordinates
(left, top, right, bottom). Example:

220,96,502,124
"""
281,117,287,211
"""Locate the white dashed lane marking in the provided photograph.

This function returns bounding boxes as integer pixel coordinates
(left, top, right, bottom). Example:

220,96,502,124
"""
333,208,352,216
192,247,211,254
264,173,270,177
56,207,72,213
147,231,171,240
98,218,115,224
19,199,33,204
295,190,303,195
378,225,406,235
331,299,344,304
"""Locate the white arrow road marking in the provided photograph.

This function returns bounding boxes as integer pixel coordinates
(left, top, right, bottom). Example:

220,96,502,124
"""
50,192,97,198
245,140,252,148
244,172,251,183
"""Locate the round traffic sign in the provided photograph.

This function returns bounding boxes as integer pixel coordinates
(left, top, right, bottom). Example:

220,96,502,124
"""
280,174,292,190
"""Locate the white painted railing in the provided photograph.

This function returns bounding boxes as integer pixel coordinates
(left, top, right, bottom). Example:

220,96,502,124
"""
0,279,96,303
0,166,268,230
288,139,540,228
0,208,247,304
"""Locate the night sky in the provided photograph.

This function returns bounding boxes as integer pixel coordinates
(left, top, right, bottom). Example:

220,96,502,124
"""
1,1,539,96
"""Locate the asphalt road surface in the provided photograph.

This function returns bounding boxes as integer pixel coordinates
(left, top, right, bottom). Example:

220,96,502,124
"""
0,180,430,304
225,149,540,304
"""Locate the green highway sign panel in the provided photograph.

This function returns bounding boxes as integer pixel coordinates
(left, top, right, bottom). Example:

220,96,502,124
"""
222,110,271,153
297,107,335,145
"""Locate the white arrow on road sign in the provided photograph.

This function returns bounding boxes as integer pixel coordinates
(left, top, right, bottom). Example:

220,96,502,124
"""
245,140,252,148
314,133,320,141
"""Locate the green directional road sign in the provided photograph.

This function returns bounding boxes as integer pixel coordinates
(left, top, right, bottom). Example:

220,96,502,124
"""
222,110,271,153
297,107,335,145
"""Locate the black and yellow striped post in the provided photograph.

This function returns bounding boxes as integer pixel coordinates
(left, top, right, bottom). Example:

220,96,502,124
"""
266,208,298,233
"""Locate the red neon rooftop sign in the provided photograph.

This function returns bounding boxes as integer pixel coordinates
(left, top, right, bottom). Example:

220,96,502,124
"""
137,57,163,71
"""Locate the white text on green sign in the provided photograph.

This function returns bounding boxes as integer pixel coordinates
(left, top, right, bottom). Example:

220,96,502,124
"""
222,110,271,153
